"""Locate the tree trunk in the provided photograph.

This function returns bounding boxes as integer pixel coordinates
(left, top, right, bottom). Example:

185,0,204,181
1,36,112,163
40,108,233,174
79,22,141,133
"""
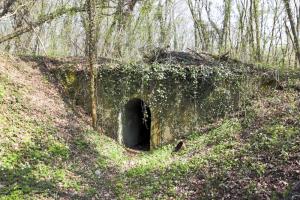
86,0,98,130
283,0,300,66
253,0,261,61
220,0,232,53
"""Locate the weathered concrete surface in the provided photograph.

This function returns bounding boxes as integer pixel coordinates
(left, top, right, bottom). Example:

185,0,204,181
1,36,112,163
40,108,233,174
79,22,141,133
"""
51,61,257,149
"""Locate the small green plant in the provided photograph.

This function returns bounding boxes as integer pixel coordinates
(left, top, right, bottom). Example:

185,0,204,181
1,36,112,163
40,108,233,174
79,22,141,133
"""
204,119,241,146
0,152,20,170
0,189,25,200
74,138,89,150
48,142,70,159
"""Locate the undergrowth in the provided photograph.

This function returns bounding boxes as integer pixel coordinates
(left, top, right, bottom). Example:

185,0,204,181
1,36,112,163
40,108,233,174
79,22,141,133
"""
0,74,86,199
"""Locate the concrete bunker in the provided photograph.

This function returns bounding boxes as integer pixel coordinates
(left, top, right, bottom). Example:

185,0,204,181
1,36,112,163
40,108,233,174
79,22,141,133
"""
122,98,151,151
52,53,255,148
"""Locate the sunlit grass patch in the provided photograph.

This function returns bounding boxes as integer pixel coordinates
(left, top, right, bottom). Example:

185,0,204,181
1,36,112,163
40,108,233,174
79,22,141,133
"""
82,130,128,168
0,74,85,199
250,124,299,154
48,141,70,159
112,119,244,198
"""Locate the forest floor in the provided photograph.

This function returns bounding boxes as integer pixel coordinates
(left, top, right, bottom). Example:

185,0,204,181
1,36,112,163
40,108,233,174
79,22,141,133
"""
0,53,300,199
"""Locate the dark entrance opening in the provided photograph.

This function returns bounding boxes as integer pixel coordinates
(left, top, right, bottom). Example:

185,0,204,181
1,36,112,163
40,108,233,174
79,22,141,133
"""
123,98,151,151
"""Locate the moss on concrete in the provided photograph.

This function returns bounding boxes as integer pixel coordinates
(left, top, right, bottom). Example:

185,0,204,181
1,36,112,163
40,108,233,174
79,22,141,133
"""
51,61,264,148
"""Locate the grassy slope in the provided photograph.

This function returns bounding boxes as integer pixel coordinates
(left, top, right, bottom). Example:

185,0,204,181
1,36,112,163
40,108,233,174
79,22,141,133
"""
0,54,300,199
0,54,115,199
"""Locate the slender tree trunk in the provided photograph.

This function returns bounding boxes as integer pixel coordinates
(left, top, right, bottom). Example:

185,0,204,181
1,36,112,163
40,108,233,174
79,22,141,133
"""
283,0,300,66
86,0,97,130
249,0,256,61
267,0,279,62
236,0,247,59
253,0,261,61
220,0,232,53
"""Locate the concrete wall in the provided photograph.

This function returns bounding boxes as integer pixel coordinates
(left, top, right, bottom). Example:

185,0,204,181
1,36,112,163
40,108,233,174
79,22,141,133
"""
53,63,255,149
104,66,256,148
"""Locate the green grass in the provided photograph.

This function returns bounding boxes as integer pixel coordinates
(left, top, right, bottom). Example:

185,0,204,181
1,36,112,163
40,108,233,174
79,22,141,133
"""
0,74,87,199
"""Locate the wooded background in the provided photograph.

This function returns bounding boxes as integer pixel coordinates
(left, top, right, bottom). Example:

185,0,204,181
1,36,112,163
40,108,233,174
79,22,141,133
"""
0,0,299,68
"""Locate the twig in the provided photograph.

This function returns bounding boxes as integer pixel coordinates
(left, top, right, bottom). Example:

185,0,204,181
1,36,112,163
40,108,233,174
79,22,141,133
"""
23,17,47,56
187,48,204,59
70,38,85,54
0,1,32,21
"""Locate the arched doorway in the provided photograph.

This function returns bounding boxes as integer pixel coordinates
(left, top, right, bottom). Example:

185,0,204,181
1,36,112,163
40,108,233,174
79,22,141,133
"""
122,98,151,151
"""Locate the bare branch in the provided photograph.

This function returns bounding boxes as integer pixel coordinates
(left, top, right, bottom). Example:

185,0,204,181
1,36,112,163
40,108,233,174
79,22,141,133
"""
0,1,33,21
0,0,17,17
0,6,86,44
